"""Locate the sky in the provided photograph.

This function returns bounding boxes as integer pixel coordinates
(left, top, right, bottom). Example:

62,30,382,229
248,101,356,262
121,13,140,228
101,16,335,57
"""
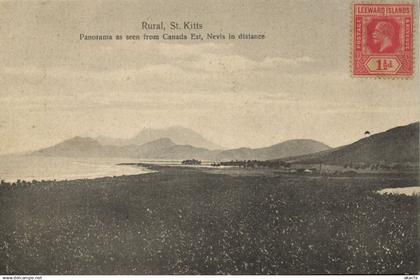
0,0,419,154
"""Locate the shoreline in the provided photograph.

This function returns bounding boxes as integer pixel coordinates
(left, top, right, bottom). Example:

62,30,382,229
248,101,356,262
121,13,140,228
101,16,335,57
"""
0,156,156,184
1,160,418,185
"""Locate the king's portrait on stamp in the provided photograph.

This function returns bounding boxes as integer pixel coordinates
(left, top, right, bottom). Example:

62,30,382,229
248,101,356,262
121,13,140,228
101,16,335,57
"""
353,3,414,77
371,20,397,53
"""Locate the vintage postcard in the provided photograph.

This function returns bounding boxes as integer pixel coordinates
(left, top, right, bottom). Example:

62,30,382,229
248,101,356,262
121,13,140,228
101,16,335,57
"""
0,0,419,276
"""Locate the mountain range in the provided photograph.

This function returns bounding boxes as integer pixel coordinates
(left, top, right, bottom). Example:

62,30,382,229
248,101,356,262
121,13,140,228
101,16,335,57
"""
33,122,419,164
95,126,223,150
34,126,331,161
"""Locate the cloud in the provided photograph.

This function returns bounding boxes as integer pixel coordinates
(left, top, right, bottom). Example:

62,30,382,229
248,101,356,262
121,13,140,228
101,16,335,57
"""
1,41,317,92
155,43,316,73
186,53,258,73
156,42,233,59
259,56,315,68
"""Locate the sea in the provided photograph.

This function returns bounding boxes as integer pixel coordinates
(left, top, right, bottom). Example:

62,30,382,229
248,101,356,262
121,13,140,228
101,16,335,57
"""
0,155,155,183
377,186,420,196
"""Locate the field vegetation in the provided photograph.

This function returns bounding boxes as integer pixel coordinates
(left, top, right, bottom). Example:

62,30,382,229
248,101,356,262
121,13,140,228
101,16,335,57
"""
0,166,418,274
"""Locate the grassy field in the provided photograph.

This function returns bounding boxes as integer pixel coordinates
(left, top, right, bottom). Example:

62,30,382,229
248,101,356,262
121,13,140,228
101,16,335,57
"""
0,165,418,274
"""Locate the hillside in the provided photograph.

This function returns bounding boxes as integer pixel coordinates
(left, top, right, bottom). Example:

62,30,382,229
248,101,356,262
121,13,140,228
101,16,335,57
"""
36,137,116,157
284,122,419,165
117,138,216,159
217,139,330,161
96,126,222,150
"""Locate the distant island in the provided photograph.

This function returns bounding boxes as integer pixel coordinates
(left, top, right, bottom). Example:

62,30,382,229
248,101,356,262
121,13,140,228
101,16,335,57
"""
33,126,331,161
32,123,419,173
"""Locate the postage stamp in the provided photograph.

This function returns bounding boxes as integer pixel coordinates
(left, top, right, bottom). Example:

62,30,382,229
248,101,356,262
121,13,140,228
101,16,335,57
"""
353,3,414,77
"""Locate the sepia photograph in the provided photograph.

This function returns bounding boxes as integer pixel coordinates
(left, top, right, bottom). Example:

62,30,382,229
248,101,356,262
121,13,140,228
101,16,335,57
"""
0,0,419,276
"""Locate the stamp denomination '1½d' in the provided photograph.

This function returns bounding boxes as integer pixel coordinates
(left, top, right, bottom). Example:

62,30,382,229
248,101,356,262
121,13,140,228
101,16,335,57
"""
353,3,414,77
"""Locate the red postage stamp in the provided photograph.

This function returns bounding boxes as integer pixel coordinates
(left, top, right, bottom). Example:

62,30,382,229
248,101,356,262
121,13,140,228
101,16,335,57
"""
353,3,414,77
